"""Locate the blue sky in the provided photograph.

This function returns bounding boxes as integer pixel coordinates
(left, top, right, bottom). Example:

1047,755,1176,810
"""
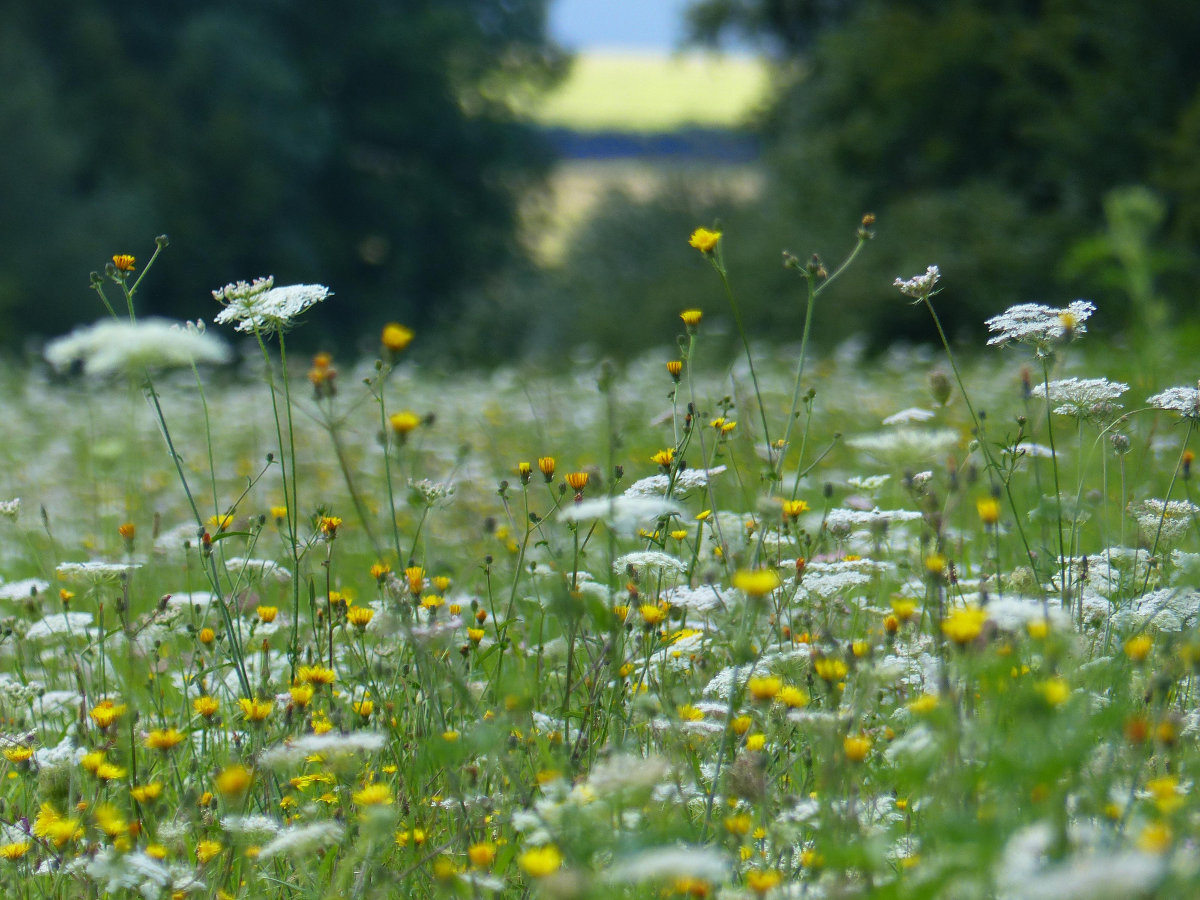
549,0,693,50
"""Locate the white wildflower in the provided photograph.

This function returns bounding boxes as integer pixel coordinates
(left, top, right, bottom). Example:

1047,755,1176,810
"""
846,474,892,490
85,848,171,896
0,578,50,601
212,277,331,334
224,557,292,583
410,479,455,506
613,551,687,575
661,584,725,614
34,732,87,771
847,428,959,463
984,300,1096,352
45,318,230,376
623,465,726,498
893,265,941,300
56,560,141,583
609,846,730,884
560,496,682,534
258,731,386,768
0,498,18,520
1029,377,1128,419
1129,498,1198,544
587,754,670,795
824,507,923,535
1147,383,1200,418
257,821,345,860
221,814,282,839
25,612,94,641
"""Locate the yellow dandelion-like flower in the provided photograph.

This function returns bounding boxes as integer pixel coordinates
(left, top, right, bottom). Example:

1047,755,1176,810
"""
238,698,274,722
1125,634,1153,662
256,605,278,623
746,869,782,895
90,700,128,729
289,683,315,707
346,605,375,629
518,844,563,877
688,227,722,254
215,764,253,798
112,254,136,272
131,782,163,803
639,604,667,627
354,699,375,718
389,411,422,436
195,840,223,863
679,308,703,327
0,841,31,860
780,499,809,519
193,696,220,718
382,322,414,352
143,728,186,751
2,746,33,764
813,657,848,682
731,569,781,597
469,842,497,867
198,627,216,644
747,675,782,701
942,606,989,645
404,566,426,594
352,783,393,806
96,762,127,781
297,665,336,686
651,449,675,467
843,734,872,762
564,471,589,491
1037,677,1071,708
976,496,1001,525
778,685,808,708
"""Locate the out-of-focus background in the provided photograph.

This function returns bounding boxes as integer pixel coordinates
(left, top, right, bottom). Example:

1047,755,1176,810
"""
4,0,1198,362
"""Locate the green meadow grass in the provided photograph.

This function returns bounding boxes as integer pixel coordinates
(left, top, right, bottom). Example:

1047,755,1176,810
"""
528,51,772,132
0,232,1198,898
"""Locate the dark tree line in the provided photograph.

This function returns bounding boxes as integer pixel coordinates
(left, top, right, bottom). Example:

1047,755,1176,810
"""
0,0,563,351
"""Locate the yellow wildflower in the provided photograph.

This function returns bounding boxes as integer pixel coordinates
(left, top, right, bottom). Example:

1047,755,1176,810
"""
688,227,722,254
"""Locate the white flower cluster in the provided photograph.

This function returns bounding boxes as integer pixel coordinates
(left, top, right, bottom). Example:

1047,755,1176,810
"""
257,821,345,860
1029,377,1128,419
623,465,726,499
985,300,1096,352
1147,384,1200,418
893,265,941,299
0,498,18,521
1130,498,1199,544
45,318,230,376
212,276,331,334
613,550,688,575
824,507,923,535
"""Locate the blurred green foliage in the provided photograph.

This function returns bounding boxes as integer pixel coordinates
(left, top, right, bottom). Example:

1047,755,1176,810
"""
0,0,563,350
556,0,1200,355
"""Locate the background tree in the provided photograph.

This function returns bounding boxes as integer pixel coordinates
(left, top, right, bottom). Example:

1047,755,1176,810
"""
679,0,1200,348
1,0,564,351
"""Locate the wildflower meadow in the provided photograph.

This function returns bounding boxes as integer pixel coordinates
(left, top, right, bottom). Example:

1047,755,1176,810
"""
3,224,1200,899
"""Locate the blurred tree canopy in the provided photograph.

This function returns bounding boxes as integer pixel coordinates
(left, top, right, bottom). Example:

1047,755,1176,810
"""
670,0,1200,348
0,0,563,350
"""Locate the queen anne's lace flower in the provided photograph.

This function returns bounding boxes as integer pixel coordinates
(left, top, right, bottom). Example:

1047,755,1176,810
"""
1029,377,1128,419
212,277,331,334
1148,384,1200,418
985,300,1095,353
893,265,941,299
45,319,230,375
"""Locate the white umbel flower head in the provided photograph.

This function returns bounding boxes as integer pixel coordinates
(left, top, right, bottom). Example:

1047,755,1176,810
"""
985,300,1096,354
1148,383,1200,419
45,318,230,376
212,276,331,334
1029,377,1129,419
893,265,941,300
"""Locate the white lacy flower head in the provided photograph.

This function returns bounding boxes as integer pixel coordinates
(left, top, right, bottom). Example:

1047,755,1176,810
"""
0,498,19,521
1029,377,1128,419
893,265,941,300
56,561,141,584
984,300,1096,354
212,276,331,334
560,496,683,535
882,407,934,425
1147,383,1200,419
257,821,344,860
1130,498,1199,544
258,730,386,768
45,318,230,376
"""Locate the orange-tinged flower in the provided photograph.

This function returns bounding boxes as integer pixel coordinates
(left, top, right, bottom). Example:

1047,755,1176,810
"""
564,471,589,491
112,254,136,272
469,842,497,867
843,734,872,762
90,700,128,729
347,605,375,629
